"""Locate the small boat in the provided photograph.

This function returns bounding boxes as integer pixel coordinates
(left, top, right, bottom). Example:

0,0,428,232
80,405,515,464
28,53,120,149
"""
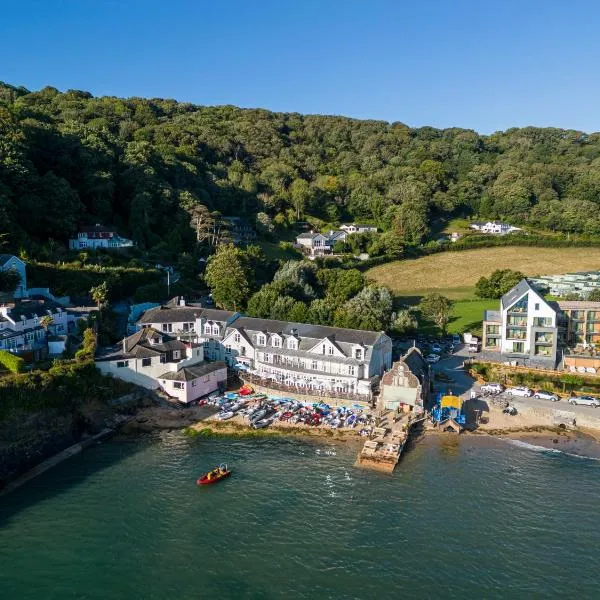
239,385,254,396
217,411,235,420
197,464,231,485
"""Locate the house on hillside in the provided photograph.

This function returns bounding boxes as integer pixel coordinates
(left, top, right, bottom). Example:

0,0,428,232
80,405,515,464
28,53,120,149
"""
0,255,27,298
69,224,134,250
340,223,378,234
295,230,347,256
95,327,227,403
469,221,522,235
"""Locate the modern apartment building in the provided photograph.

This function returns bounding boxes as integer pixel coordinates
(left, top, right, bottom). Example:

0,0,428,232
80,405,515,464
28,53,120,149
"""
482,279,600,367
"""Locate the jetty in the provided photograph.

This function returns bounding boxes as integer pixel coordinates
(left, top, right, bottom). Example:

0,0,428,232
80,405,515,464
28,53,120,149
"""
355,411,426,473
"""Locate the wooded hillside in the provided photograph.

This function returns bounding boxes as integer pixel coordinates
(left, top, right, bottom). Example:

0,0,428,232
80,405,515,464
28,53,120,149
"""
2,81,600,254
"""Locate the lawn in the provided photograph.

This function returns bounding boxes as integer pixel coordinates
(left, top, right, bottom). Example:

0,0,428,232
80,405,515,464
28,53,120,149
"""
415,299,497,336
367,246,600,300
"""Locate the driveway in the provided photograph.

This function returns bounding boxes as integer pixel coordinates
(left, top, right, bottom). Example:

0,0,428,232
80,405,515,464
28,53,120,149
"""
430,347,476,398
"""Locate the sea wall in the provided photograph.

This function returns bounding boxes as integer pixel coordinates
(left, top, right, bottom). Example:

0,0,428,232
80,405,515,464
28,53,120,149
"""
241,379,371,408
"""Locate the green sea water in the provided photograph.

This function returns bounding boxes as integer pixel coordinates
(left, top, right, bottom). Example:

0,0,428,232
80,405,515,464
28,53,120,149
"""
1,432,600,599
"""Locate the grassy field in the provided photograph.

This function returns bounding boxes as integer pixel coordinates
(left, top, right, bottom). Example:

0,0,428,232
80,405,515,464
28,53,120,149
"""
415,299,497,336
367,246,600,300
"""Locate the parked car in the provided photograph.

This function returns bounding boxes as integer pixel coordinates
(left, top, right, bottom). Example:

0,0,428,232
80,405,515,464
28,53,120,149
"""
506,386,533,397
426,354,440,364
568,395,600,407
533,390,559,402
452,334,461,344
431,343,443,353
481,382,504,395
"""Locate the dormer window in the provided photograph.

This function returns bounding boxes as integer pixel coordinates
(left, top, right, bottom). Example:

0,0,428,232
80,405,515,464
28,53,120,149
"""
257,334,266,345
272,337,281,348
355,348,362,360
287,338,297,350
204,324,212,334
212,325,219,335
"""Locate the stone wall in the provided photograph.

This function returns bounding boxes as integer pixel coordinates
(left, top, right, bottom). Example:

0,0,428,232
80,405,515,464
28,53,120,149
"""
241,379,372,408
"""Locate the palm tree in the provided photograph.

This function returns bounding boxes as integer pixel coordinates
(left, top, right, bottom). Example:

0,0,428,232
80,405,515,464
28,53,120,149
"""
39,315,55,337
90,281,110,308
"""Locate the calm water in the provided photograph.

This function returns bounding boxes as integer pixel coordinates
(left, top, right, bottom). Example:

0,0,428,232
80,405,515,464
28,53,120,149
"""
1,432,600,599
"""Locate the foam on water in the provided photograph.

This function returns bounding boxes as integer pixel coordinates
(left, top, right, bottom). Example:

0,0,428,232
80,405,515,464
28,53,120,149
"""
502,437,600,461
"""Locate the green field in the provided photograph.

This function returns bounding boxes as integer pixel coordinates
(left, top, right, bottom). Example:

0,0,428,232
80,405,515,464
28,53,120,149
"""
368,246,600,300
415,299,497,336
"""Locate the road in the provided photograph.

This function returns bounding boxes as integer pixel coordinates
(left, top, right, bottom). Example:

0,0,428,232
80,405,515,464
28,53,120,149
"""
427,347,600,420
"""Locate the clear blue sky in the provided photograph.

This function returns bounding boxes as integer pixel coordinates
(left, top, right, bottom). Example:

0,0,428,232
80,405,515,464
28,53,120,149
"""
2,0,599,133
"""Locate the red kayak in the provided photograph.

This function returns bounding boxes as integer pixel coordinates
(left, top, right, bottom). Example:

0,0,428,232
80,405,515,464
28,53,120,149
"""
197,465,231,485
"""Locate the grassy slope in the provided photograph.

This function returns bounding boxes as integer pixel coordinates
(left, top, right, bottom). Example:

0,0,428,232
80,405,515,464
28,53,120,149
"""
367,246,600,300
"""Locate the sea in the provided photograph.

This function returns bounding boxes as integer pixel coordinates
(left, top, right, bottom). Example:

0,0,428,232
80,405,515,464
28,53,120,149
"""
1,432,600,600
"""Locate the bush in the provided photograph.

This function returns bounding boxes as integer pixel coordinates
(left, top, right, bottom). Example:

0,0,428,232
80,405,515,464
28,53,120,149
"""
0,350,25,373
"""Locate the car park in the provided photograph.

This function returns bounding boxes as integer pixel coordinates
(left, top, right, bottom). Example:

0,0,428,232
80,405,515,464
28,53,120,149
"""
568,395,600,407
506,386,533,397
533,390,559,402
481,382,504,395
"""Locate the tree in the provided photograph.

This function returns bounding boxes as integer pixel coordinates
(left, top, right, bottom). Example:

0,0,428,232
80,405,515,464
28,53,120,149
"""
204,244,252,311
335,285,393,331
290,178,310,220
559,374,583,394
39,315,55,333
391,310,418,336
420,293,452,334
75,328,97,361
475,270,526,299
0,268,21,294
90,281,110,308
588,289,600,301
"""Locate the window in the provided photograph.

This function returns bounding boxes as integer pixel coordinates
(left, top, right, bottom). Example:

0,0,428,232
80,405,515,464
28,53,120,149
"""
240,346,246,356
141,358,152,367
226,345,232,354
211,326,219,335
257,334,266,345
272,337,281,348
79,241,87,249
322,344,326,354
173,350,180,359
355,348,362,360
173,382,184,390
348,365,356,376
287,338,297,350
191,380,197,387
263,353,270,363
160,354,167,363
328,346,334,355
534,303,540,311
162,323,172,333
234,333,241,343
311,360,318,370
204,325,212,334
116,360,129,368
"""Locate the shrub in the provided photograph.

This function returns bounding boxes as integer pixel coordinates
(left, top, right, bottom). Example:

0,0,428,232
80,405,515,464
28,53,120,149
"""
0,350,25,374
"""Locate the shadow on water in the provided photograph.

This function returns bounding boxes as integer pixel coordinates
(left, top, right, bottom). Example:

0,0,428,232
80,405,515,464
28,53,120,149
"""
0,436,145,529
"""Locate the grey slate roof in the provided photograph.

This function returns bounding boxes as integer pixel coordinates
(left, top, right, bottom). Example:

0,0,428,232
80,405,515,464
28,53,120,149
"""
159,361,227,382
501,279,534,310
401,347,428,384
138,304,235,324
228,317,383,346
484,310,502,322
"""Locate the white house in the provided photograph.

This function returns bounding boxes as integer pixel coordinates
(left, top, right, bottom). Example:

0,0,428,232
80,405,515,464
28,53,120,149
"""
340,224,378,234
0,255,27,298
95,327,228,403
69,224,134,250
219,317,392,397
295,230,347,256
0,299,88,359
469,221,522,235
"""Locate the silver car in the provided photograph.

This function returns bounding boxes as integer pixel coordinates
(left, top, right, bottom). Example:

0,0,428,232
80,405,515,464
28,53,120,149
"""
533,390,559,402
506,386,533,397
568,395,600,407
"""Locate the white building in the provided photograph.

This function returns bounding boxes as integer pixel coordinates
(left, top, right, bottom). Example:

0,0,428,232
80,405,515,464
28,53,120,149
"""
295,230,347,256
0,299,87,359
135,301,392,398
95,327,227,403
69,224,134,250
340,224,378,234
0,255,27,298
469,221,522,235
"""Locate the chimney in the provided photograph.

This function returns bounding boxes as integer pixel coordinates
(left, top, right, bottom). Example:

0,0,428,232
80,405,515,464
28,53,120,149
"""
179,296,186,307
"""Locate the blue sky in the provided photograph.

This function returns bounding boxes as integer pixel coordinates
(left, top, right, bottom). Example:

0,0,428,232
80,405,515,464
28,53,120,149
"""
2,0,599,133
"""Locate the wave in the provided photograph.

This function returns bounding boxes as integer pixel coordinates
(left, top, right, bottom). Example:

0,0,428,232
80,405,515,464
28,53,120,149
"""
502,438,600,461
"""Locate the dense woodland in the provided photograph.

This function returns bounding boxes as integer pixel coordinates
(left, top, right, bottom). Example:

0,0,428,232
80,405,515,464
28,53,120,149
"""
2,81,600,258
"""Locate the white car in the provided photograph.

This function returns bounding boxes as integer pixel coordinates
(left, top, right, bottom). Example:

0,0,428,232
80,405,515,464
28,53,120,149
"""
430,343,443,353
506,386,533,398
481,383,504,395
568,396,600,407
533,390,559,402
425,354,440,364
